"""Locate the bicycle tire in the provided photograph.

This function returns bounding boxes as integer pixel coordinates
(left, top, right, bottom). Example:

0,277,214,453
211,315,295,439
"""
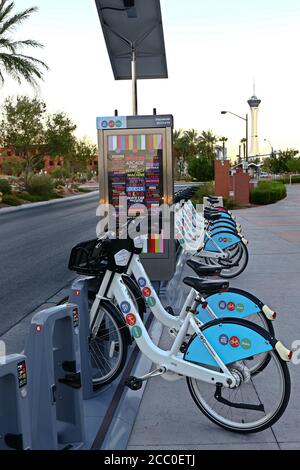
186,319,291,433
91,300,128,390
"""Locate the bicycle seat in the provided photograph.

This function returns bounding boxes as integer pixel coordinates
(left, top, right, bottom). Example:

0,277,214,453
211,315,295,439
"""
204,212,222,222
186,259,222,277
207,195,220,203
183,277,229,294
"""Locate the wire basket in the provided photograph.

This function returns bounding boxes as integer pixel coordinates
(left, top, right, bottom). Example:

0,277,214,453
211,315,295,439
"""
68,239,108,276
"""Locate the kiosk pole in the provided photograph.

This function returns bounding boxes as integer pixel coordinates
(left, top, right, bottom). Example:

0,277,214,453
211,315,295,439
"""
131,47,138,115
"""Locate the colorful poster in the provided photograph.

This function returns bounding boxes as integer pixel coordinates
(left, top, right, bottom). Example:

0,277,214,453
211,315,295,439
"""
107,133,165,254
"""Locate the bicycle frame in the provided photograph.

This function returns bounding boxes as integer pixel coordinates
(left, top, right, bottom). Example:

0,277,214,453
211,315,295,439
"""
89,269,236,387
127,254,203,329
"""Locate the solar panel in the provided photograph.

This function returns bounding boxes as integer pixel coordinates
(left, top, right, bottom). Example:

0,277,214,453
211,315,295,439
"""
95,0,168,80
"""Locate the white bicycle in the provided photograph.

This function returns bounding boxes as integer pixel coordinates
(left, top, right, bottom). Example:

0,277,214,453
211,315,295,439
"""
68,236,291,434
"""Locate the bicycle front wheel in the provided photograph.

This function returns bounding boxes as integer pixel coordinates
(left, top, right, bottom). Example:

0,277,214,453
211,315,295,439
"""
205,242,249,278
187,348,290,433
90,301,128,389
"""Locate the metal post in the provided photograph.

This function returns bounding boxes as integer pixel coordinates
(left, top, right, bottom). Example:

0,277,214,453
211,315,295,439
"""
131,47,138,115
246,114,249,162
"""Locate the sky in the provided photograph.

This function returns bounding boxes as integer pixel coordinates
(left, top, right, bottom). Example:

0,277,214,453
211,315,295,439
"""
1,0,300,159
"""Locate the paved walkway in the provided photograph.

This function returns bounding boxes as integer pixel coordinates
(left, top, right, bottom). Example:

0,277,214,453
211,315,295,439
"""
127,185,300,450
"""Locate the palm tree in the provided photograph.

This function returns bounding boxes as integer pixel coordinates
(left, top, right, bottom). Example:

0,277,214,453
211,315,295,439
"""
218,136,228,159
200,129,218,146
0,0,48,86
200,129,218,161
183,129,200,159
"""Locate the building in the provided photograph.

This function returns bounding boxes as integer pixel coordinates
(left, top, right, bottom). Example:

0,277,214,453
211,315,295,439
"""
0,147,98,175
248,90,262,159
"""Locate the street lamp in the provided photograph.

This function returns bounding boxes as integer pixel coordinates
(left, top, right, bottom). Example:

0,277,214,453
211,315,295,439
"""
221,110,249,162
264,139,274,158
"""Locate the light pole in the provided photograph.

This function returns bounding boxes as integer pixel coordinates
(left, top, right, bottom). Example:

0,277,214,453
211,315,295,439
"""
221,111,249,162
264,139,274,158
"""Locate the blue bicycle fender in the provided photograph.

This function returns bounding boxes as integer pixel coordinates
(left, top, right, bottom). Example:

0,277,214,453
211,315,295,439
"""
211,221,237,231
210,227,238,237
196,291,261,324
184,322,273,368
204,232,241,252
215,212,232,220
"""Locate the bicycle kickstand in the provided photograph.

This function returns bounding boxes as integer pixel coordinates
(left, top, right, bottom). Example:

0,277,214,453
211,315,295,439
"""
125,367,167,391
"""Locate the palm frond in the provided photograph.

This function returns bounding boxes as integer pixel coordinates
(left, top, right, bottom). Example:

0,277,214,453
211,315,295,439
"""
0,36,15,52
0,1,48,86
0,52,48,86
0,0,14,24
0,5,38,36
0,65,4,84
10,39,44,49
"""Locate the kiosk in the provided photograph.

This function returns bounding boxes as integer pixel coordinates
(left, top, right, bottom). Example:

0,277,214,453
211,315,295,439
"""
97,114,176,281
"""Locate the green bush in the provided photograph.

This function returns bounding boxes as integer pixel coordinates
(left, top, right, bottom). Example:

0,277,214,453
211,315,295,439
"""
223,198,237,210
192,182,215,205
0,179,12,195
250,180,287,205
278,175,300,184
2,194,22,206
27,174,54,196
51,168,71,180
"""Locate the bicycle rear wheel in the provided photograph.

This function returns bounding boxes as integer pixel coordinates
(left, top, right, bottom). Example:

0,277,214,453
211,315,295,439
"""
187,347,290,433
90,301,128,389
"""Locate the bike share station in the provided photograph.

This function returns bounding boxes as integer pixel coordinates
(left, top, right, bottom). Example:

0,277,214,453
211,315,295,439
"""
0,0,176,450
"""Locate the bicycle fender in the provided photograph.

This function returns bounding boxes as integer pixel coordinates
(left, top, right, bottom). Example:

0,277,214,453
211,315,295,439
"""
211,222,237,231
184,319,274,368
196,291,261,323
204,231,241,252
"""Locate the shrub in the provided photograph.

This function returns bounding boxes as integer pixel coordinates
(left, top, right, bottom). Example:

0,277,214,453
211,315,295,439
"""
51,168,71,180
1,160,24,177
0,179,12,195
27,174,54,196
2,194,22,206
278,175,300,184
192,181,215,205
250,180,287,205
223,198,237,210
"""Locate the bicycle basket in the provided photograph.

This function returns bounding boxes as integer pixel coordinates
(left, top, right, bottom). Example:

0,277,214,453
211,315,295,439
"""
68,239,108,276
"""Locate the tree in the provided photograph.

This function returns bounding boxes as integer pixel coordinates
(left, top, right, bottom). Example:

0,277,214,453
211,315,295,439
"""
199,129,218,162
0,0,48,86
1,157,24,176
0,95,46,184
266,148,299,174
45,112,76,159
173,129,195,179
188,155,214,182
218,136,228,159
66,138,97,175
287,157,300,174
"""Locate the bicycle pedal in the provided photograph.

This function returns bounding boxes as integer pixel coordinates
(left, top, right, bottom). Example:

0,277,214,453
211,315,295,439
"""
125,376,143,391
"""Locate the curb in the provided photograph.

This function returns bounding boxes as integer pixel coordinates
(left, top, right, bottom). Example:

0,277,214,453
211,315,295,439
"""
0,190,99,216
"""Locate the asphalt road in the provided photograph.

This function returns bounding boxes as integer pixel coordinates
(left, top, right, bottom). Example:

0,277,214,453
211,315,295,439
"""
0,193,100,336
0,183,198,338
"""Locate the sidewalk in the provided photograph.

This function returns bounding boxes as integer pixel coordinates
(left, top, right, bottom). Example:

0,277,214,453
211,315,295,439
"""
127,185,300,450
